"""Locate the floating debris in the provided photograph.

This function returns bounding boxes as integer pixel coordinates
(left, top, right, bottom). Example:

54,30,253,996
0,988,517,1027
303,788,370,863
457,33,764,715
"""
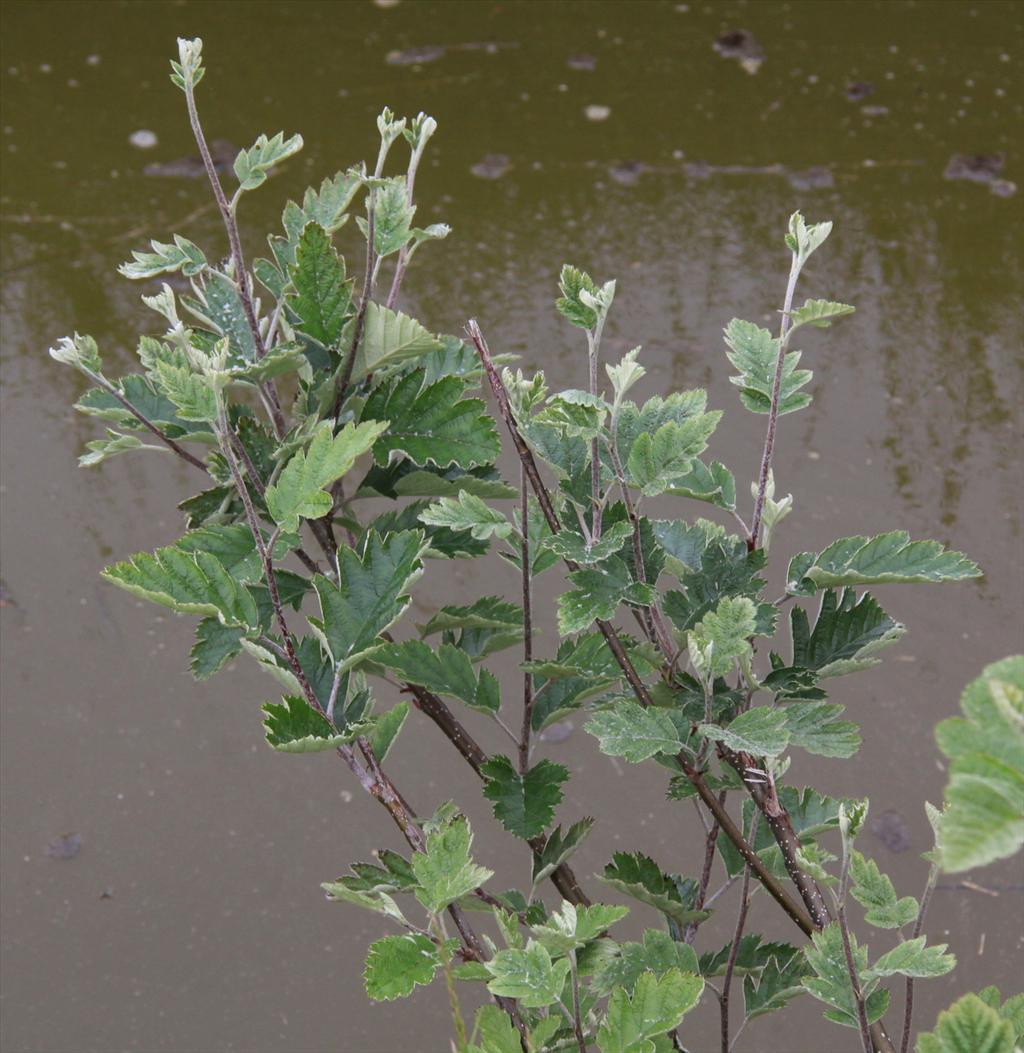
584,104,611,122
788,165,834,191
470,153,511,180
609,160,647,186
944,152,1016,196
386,44,446,66
860,104,889,117
869,809,910,854
46,832,82,860
713,30,764,74
144,138,236,178
129,129,158,150
567,53,598,71
846,81,875,101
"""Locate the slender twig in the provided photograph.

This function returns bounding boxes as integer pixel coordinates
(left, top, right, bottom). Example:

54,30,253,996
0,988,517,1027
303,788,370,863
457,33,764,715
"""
835,850,874,1053
519,465,534,775
385,129,427,310
569,951,587,1053
721,814,759,1053
181,73,287,438
90,372,207,470
332,203,375,417
749,252,800,549
586,327,604,542
433,914,469,1053
900,863,939,1053
685,792,726,944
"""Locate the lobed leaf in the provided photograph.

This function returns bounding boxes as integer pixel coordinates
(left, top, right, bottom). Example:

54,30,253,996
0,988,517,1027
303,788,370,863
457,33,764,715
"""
234,131,304,191
363,933,440,1001
724,318,812,416
481,756,569,840
412,816,493,914
587,701,684,763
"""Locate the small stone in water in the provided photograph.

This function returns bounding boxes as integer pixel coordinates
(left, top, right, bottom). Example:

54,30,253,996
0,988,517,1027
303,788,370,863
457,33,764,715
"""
943,152,1004,184
584,104,611,122
386,44,446,66
609,160,647,186
567,53,597,71
470,153,510,180
129,129,158,150
846,81,875,101
787,165,834,191
713,30,764,74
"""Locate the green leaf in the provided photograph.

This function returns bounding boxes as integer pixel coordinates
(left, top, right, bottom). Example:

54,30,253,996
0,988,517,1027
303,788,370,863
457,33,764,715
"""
664,458,737,511
601,853,710,927
594,930,701,997
791,589,906,678
419,597,522,637
234,131,303,191
190,617,244,679
153,360,218,422
266,420,388,532
936,656,1024,872
419,492,511,540
78,430,162,467
625,415,722,496
587,701,684,763
743,947,806,1021
347,303,443,384
374,639,500,714
366,175,415,257
363,369,500,470
532,818,596,886
791,532,981,589
867,936,955,980
848,852,918,928
535,389,608,438
597,969,704,1053
612,391,708,466
468,1005,522,1053
119,234,206,280
785,211,832,261
556,264,599,329
527,632,627,730
311,530,426,669
652,519,726,577
916,993,1017,1053
688,595,758,680
699,935,799,978
531,901,630,955
789,298,855,331
293,168,361,235
412,816,493,913
801,924,890,1029
261,695,348,753
368,702,409,763
485,941,571,1008
183,270,257,364
481,756,569,840
700,706,790,758
102,544,258,628
783,702,862,759
540,519,633,564
50,332,103,374
558,556,657,635
289,222,353,348
363,933,440,1001
724,318,812,415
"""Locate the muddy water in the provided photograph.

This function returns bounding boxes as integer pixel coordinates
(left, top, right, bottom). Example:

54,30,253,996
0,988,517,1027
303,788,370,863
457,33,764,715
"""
1,2,1021,1051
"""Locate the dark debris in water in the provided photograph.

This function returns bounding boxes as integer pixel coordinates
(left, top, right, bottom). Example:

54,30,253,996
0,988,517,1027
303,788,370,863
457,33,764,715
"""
845,81,875,102
144,139,236,179
470,153,511,180
386,41,518,67
713,29,763,74
609,160,647,186
869,809,910,854
787,165,834,191
944,153,1016,197
567,53,598,72
46,832,82,860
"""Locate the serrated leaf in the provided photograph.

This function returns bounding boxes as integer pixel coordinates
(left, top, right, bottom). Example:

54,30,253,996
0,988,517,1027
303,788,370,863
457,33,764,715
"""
601,853,710,927
556,264,600,329
292,168,362,235
119,234,207,280
347,303,443,384
419,597,522,637
700,706,790,758
364,933,440,1001
791,532,981,589
936,656,1024,872
266,420,388,532
535,389,609,438
789,298,855,330
153,360,218,422
183,269,258,365
311,530,426,669
540,519,633,564
867,936,955,980
289,222,353,348
532,818,595,885
262,695,348,753
419,492,511,540
481,756,568,840
593,930,700,997
849,852,919,928
363,368,500,470
791,589,906,678
663,539,767,636
688,595,758,679
412,816,493,913
743,947,806,1021
190,617,244,679
665,458,737,511
597,969,704,1053
724,318,812,415
783,701,861,758
374,639,500,713
468,1005,522,1053
78,430,161,467
368,702,409,763
365,175,415,257
802,924,889,1028
625,415,722,497
558,556,657,635
916,993,1017,1053
234,131,303,191
102,544,258,628
587,701,683,763
531,901,629,955
485,941,571,1008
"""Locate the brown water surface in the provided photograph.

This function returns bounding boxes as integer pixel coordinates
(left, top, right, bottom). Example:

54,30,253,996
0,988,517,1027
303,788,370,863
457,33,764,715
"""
2,2,1022,1051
